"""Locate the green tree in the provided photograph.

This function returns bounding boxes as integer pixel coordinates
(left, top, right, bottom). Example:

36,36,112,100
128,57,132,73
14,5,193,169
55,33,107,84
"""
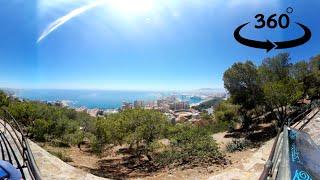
32,119,52,141
224,61,263,110
94,109,167,159
263,79,303,124
290,61,311,96
258,53,292,83
0,90,9,107
306,56,320,99
223,61,264,129
155,125,222,166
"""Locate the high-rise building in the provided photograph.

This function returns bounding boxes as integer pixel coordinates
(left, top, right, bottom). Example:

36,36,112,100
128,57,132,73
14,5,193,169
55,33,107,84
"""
134,100,144,108
121,102,133,110
169,101,190,111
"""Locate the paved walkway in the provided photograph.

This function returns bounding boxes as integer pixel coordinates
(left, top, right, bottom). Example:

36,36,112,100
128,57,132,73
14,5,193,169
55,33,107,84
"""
30,140,107,180
207,139,274,180
300,107,320,145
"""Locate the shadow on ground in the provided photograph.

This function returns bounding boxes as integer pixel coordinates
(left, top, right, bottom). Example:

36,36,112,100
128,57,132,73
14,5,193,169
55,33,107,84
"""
82,155,159,179
224,123,277,146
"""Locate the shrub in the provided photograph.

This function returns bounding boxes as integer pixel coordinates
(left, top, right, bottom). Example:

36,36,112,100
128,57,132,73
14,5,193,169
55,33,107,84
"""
93,109,168,158
50,139,70,148
226,139,250,153
48,150,73,162
31,119,52,141
154,125,223,167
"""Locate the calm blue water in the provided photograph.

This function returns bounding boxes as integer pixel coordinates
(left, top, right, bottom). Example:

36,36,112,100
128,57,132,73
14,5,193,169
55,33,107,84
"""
10,89,203,109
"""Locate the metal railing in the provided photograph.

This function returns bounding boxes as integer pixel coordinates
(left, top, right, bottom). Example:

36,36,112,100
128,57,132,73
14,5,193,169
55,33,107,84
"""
0,107,41,180
259,102,319,180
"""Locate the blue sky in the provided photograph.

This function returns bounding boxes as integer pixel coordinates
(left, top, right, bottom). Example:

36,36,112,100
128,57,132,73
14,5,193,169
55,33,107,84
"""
0,0,319,91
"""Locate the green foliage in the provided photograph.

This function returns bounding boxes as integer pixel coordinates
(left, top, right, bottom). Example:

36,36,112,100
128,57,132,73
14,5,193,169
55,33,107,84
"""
0,90,9,107
193,97,223,111
94,109,168,156
258,53,291,83
226,139,250,153
306,56,320,99
32,119,52,141
214,100,239,131
223,61,264,110
0,93,95,146
263,79,303,123
215,101,239,123
48,150,73,162
155,125,223,166
290,61,310,82
62,130,85,146
222,53,318,129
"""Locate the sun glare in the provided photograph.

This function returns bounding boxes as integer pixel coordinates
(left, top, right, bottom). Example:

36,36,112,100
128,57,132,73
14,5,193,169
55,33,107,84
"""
106,0,156,17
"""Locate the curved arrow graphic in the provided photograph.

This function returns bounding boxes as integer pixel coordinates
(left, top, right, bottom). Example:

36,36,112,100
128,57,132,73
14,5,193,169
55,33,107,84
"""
234,22,312,52
274,23,311,49
234,23,275,52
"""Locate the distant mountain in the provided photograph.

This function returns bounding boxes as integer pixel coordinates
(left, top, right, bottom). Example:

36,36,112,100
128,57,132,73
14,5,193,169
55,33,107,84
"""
192,88,226,93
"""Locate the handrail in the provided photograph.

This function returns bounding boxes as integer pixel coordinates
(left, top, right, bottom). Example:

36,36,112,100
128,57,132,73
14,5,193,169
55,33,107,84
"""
259,102,320,180
258,104,315,180
0,107,41,180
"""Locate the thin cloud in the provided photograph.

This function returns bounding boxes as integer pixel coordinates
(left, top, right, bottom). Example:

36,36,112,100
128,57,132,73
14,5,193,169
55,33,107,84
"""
37,0,105,43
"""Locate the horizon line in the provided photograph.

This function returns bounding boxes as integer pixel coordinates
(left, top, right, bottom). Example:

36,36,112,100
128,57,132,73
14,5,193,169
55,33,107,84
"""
0,87,226,92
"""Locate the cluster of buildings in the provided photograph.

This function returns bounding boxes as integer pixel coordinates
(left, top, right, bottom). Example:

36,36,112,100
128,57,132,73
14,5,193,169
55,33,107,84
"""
121,96,190,112
120,96,201,124
38,94,221,125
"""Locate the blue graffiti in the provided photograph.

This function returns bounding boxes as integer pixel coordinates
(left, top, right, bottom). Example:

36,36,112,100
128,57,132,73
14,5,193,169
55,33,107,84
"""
293,169,312,180
291,144,301,163
290,130,297,140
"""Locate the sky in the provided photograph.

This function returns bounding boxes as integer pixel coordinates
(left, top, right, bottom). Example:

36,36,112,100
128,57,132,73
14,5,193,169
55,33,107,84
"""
0,0,319,91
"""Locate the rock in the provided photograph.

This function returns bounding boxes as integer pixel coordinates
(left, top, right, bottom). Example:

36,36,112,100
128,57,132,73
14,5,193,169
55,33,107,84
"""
207,166,215,173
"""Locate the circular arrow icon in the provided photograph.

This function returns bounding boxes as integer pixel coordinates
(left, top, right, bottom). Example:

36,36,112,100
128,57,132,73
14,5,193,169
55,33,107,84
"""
234,22,311,52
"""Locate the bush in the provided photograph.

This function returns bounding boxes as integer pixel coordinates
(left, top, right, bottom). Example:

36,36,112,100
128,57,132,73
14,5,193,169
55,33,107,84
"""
48,150,73,162
50,139,70,148
154,125,223,167
93,109,168,157
226,139,250,153
206,120,231,134
31,119,52,141
153,150,182,166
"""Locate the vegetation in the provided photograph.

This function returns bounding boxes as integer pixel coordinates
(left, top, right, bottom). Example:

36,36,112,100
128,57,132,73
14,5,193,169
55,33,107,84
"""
223,53,320,128
93,109,168,159
226,139,251,153
193,97,223,112
93,109,224,167
0,52,318,176
47,150,73,162
0,96,95,147
214,100,240,131
0,92,225,170
155,124,223,167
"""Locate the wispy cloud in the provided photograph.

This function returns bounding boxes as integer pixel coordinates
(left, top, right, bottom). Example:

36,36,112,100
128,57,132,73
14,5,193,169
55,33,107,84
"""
37,0,105,43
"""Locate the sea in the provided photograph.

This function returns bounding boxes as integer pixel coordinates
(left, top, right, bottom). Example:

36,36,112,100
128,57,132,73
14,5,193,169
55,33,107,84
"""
7,89,204,109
